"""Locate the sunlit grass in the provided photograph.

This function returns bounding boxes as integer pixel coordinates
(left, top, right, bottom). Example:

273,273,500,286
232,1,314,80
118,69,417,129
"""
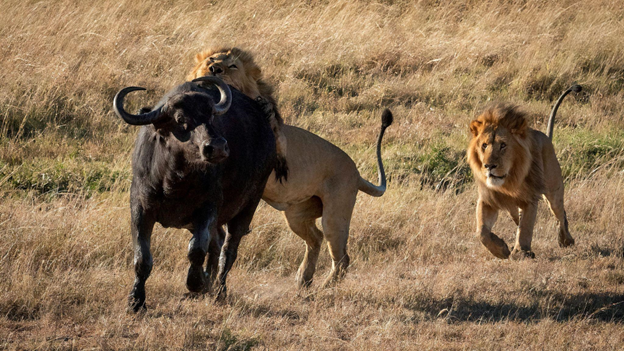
1,0,623,349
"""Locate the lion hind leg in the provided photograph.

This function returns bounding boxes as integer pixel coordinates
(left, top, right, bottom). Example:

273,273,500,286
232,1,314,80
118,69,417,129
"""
320,193,356,287
283,197,323,288
543,190,575,247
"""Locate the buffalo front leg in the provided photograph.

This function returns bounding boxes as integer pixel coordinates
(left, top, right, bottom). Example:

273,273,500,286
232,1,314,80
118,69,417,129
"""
476,199,510,259
510,202,538,259
186,215,216,293
128,205,155,312
215,201,260,301
214,228,243,301
204,227,225,292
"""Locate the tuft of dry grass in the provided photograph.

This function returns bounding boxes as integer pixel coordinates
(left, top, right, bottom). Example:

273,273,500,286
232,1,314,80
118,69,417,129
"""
1,0,624,349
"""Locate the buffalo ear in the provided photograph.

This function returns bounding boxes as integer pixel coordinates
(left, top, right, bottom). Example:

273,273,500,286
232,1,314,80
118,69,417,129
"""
470,120,483,137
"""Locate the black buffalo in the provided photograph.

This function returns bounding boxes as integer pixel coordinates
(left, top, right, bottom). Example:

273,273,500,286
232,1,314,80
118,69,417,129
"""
114,76,276,312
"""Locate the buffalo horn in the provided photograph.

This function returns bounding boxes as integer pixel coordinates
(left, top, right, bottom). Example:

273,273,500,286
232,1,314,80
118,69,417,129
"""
191,76,232,115
113,87,164,125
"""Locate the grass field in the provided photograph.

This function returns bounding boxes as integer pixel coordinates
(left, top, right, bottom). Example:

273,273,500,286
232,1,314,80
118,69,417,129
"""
1,0,623,349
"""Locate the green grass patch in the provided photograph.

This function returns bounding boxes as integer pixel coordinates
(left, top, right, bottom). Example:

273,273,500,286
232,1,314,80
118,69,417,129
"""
555,128,624,179
0,158,131,197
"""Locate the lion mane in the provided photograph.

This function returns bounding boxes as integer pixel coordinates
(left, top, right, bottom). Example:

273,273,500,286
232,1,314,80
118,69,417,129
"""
468,105,544,206
188,47,288,181
187,47,277,110
467,86,580,259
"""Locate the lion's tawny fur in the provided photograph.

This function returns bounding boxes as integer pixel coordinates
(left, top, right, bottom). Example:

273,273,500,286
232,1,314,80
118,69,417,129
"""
467,103,574,260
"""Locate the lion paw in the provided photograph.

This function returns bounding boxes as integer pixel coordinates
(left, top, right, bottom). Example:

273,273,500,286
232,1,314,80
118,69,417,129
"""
480,232,511,259
510,248,535,260
255,96,275,116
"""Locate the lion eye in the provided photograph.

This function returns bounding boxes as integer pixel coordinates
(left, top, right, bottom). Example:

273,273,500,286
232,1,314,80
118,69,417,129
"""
500,142,506,150
481,143,487,151
209,57,215,62
228,64,238,69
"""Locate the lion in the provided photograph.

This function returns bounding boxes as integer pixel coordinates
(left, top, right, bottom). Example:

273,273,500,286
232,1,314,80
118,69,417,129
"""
188,47,288,181
188,47,393,288
467,85,581,259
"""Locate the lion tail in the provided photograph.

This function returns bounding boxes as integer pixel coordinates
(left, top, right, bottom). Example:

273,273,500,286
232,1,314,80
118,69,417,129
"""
358,109,393,197
546,84,582,140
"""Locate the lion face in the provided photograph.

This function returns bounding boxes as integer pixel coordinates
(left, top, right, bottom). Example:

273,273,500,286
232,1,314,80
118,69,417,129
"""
470,125,516,188
467,105,531,190
188,47,262,99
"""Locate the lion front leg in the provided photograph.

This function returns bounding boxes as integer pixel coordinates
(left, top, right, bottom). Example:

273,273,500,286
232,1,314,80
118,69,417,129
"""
510,203,537,260
476,199,511,259
255,96,288,182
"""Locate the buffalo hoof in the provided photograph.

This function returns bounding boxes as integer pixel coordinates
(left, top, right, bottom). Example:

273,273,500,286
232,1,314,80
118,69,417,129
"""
127,297,147,313
214,285,227,303
186,266,206,293
182,292,205,301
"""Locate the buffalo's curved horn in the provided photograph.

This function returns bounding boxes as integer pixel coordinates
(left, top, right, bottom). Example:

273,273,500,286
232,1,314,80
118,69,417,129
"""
191,76,232,115
113,87,164,125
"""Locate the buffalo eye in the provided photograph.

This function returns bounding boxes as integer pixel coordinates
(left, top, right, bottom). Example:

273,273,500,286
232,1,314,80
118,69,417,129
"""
228,64,238,69
500,142,507,150
481,143,487,151
174,114,189,130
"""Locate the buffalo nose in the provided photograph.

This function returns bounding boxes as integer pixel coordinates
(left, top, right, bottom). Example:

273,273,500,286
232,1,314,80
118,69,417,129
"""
202,138,229,163
484,164,497,171
203,144,214,156
209,65,223,74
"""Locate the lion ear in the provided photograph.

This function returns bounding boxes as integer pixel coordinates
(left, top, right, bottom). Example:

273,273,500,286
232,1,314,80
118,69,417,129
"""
247,65,262,82
508,116,528,136
195,52,207,63
470,120,483,137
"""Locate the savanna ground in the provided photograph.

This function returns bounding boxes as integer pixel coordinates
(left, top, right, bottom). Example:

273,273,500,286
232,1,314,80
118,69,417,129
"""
1,0,624,349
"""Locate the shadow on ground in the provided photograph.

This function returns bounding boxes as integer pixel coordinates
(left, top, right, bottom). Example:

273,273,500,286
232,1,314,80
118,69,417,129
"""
410,292,624,323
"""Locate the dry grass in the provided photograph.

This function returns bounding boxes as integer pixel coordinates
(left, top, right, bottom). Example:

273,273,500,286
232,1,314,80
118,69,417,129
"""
1,0,624,349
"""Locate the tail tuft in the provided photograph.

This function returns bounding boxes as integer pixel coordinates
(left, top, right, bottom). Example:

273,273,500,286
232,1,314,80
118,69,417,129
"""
381,108,394,128
570,84,582,93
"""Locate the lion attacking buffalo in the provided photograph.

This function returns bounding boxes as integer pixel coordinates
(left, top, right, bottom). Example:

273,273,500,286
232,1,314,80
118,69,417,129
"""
189,47,394,287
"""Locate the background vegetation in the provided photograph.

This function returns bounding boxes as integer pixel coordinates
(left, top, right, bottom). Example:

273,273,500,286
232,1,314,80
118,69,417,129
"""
1,0,623,349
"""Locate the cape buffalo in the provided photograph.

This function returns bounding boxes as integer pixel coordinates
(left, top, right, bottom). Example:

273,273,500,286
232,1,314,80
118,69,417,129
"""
114,76,276,312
